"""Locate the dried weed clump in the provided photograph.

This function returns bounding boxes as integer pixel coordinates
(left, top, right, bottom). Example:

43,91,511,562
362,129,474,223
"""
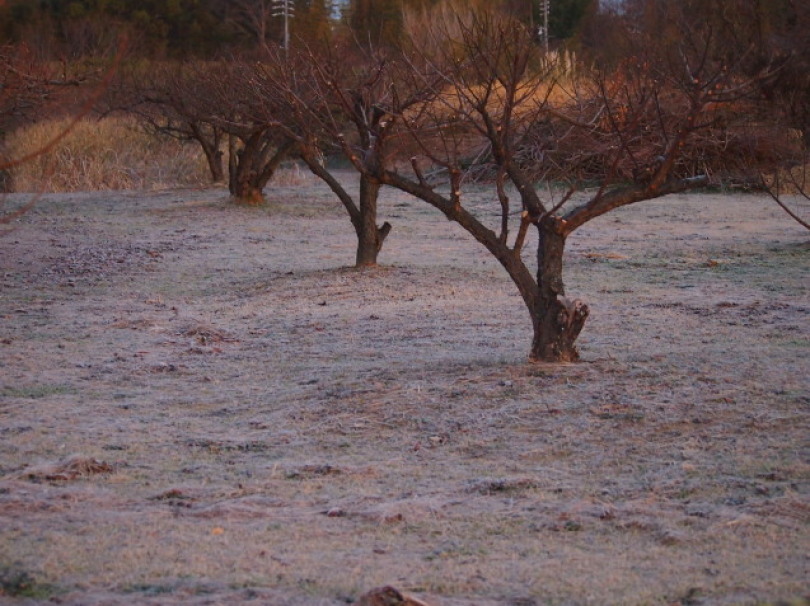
4,116,210,192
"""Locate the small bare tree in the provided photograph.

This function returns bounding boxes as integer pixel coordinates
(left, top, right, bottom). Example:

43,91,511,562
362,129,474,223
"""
585,0,809,229
209,58,297,204
105,61,228,183
107,53,295,203
241,41,437,266
230,0,277,54
168,57,296,204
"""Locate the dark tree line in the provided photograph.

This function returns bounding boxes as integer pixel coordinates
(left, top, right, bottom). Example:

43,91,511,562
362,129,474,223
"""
1,0,599,59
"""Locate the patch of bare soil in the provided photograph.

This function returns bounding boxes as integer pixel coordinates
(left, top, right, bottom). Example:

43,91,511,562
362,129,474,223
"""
0,176,808,605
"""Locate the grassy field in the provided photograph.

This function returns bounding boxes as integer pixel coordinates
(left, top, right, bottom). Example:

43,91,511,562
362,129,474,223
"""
0,173,808,605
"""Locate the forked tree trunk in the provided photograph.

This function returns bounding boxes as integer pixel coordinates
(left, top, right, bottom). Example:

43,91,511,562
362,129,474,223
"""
227,135,294,205
377,169,587,361
355,175,391,266
229,165,264,204
228,139,265,205
530,223,589,362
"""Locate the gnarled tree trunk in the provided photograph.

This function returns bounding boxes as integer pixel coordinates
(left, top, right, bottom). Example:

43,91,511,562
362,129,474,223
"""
228,133,294,205
228,156,264,205
355,175,391,266
530,222,589,362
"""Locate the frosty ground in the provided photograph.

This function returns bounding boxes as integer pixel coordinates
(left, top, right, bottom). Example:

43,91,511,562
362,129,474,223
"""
0,173,808,605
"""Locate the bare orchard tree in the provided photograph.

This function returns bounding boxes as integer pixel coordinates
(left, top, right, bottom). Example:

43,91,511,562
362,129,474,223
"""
106,56,294,203
228,0,277,54
104,61,228,184
191,58,295,204
365,8,794,362
239,42,437,266
586,0,809,229
380,11,592,362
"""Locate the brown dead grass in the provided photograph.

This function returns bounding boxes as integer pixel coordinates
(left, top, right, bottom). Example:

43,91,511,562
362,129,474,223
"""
0,175,807,605
3,116,211,192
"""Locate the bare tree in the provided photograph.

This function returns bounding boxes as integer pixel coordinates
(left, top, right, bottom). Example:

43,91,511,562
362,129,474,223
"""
1,39,120,222
169,58,295,204
104,61,228,183
351,7,799,362
382,11,592,362
583,0,809,230
106,52,295,204
238,41,436,266
214,62,296,204
229,0,277,54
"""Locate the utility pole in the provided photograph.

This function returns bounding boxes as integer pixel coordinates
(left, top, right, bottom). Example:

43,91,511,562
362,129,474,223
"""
273,0,294,53
539,0,550,54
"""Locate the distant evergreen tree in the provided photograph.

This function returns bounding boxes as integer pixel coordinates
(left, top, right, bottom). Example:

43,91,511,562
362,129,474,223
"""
291,0,334,44
0,0,232,57
344,0,402,45
549,0,594,40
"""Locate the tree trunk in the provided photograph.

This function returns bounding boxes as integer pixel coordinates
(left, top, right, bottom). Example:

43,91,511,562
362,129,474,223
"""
228,134,265,204
300,152,391,267
354,175,391,266
190,123,225,183
529,223,589,362
227,134,240,195
228,151,264,204
230,180,264,204
207,150,225,183
377,168,585,362
227,134,293,205
202,149,224,183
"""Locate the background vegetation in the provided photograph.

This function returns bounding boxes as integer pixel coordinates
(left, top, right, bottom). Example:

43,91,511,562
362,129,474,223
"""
0,0,595,57
0,0,599,192
5,116,209,191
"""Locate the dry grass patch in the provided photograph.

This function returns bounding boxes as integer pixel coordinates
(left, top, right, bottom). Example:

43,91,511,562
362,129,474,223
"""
20,456,115,483
3,116,210,192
